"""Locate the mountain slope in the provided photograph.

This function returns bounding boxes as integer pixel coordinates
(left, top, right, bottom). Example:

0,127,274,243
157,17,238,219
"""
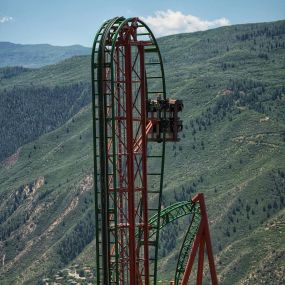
0,42,91,68
0,56,91,162
0,20,285,284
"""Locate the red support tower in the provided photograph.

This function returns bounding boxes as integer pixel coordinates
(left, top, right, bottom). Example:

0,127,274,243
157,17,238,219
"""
180,194,218,285
92,16,217,285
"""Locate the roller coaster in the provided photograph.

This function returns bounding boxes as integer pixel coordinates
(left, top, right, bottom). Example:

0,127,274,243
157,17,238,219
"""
91,16,218,285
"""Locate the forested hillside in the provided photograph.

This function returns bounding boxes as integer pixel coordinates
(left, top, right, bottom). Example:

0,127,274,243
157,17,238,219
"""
0,20,284,284
0,42,90,68
0,58,91,162
0,81,91,162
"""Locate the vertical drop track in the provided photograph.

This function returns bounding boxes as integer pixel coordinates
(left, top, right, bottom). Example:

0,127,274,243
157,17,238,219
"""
92,17,166,285
92,16,218,285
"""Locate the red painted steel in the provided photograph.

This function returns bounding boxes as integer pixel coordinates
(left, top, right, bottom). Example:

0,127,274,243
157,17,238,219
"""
181,193,218,285
125,41,137,284
95,17,216,285
197,237,205,285
112,22,152,284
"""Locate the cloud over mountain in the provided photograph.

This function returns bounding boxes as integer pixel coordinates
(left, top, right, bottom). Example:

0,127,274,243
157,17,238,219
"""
142,10,230,36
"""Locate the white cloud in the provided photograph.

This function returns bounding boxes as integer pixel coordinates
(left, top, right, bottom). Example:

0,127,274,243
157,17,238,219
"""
141,10,230,36
0,16,13,24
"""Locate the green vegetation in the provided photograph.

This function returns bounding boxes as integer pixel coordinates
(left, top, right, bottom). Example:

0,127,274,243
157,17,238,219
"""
0,81,90,162
0,55,91,162
0,42,90,68
0,20,285,284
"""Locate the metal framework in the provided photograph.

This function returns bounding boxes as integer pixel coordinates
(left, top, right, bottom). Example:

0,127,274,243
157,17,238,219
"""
180,194,218,285
91,16,217,285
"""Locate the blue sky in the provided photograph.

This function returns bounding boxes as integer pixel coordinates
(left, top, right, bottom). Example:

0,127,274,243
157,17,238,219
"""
0,0,284,46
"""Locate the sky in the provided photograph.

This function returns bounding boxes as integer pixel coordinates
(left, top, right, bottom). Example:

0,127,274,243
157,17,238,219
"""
0,0,285,47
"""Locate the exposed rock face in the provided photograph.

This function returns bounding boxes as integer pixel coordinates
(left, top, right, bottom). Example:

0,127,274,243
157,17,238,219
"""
21,176,45,197
79,174,93,193
1,148,21,168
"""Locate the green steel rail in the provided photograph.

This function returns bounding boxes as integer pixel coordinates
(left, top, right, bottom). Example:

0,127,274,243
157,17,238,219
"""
92,17,202,285
141,200,201,285
174,206,201,285
91,18,112,285
92,16,126,284
147,201,200,238
92,17,167,285
109,17,167,285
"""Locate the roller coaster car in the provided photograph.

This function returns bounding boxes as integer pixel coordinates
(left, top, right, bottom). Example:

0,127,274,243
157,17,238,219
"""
147,97,183,142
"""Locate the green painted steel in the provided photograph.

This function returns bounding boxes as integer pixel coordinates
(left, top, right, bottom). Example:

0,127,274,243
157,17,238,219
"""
174,205,201,285
144,201,201,285
92,17,166,284
103,18,126,284
147,201,200,239
92,16,200,285
91,17,204,285
92,16,127,284
91,18,111,285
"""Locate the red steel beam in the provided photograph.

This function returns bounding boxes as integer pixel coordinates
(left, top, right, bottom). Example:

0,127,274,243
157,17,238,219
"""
197,235,205,285
181,193,218,285
124,40,137,284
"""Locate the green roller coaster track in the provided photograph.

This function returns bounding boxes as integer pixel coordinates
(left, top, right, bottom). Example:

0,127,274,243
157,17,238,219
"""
92,16,203,285
145,201,202,285
92,16,167,284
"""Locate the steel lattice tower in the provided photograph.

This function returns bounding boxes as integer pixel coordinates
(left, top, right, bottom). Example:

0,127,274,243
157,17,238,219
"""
92,16,218,285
